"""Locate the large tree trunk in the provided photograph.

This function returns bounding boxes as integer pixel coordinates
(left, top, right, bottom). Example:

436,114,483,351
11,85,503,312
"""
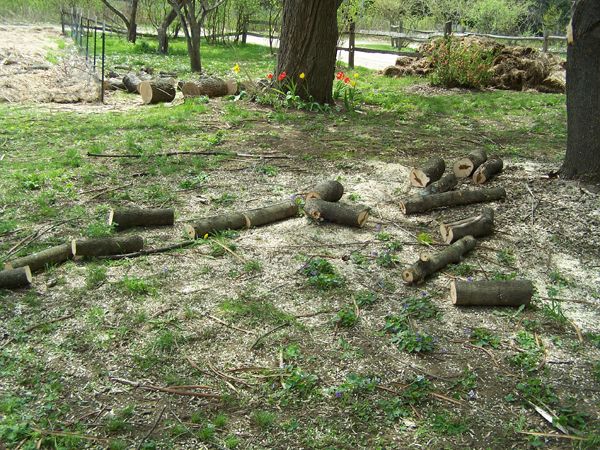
561,0,600,182
127,0,139,43
187,24,203,73
276,0,341,104
158,8,178,55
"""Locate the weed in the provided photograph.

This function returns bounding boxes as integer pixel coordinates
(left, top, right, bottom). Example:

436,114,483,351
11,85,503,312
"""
376,251,400,268
549,270,573,287
428,412,469,436
251,410,276,430
301,258,344,290
376,232,392,241
497,248,516,265
197,424,216,441
118,276,157,296
335,307,359,328
540,298,569,326
219,295,293,325
350,252,369,268
510,331,542,372
513,377,558,405
224,435,240,448
85,264,107,289
243,260,262,273
179,172,208,189
213,192,236,206
402,376,432,404
85,220,114,238
333,373,379,398
283,343,301,361
283,367,319,397
470,327,500,348
391,329,435,353
354,290,377,307
449,263,474,276
256,165,278,177
417,232,433,245
593,361,600,383
398,295,440,321
348,192,361,201
492,271,518,281
378,397,410,422
586,333,600,349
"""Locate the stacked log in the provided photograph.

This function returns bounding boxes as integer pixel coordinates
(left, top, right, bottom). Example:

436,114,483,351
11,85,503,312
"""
306,180,344,202
473,158,504,184
139,79,176,104
453,149,487,178
409,157,445,187
123,73,142,93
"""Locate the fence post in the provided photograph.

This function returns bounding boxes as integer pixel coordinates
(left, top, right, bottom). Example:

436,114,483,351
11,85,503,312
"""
444,21,452,37
348,22,355,69
60,10,65,35
93,18,97,71
85,18,90,61
101,22,106,104
242,19,248,44
543,29,549,53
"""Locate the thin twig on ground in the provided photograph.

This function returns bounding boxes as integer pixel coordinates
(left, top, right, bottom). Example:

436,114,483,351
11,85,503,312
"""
251,323,291,350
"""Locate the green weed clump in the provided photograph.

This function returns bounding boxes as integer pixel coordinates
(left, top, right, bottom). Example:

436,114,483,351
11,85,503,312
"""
301,258,344,290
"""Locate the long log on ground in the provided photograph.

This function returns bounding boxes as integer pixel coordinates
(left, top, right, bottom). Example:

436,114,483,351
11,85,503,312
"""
86,151,290,159
72,235,144,258
139,79,176,104
304,199,370,228
0,266,32,289
4,243,72,272
123,73,142,93
473,158,503,185
421,173,458,195
306,180,344,202
439,208,494,244
181,78,237,98
453,149,487,178
103,78,126,91
185,201,299,239
451,280,533,306
108,208,175,230
402,236,476,285
409,157,445,187
400,187,506,214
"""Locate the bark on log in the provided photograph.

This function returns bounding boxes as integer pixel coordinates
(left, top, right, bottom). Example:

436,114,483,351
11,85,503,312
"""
453,149,487,178
409,157,445,187
306,180,344,202
0,266,32,289
71,235,144,257
402,236,477,285
473,158,503,185
304,199,369,228
123,73,142,93
108,208,175,230
139,79,176,104
103,78,127,91
185,201,299,239
421,173,458,196
451,280,533,306
400,187,506,214
181,78,237,98
4,244,72,272
439,208,494,244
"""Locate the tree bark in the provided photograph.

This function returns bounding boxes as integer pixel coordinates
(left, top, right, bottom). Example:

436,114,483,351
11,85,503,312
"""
473,158,503,185
101,0,139,43
123,73,142,93
4,244,72,272
421,173,458,195
451,280,533,307
306,180,344,202
0,266,32,289
158,8,178,55
108,208,175,230
72,236,144,258
304,199,369,228
276,0,341,103
439,208,494,244
409,157,446,187
181,78,237,98
453,149,487,178
561,0,600,182
400,187,506,214
139,79,177,104
402,236,477,285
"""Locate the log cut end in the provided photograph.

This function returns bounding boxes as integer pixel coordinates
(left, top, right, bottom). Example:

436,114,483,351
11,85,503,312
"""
409,168,430,188
450,281,459,304
107,209,115,227
357,210,369,228
70,240,78,257
453,158,475,178
306,180,344,202
402,269,416,284
140,79,176,105
439,223,451,244
23,265,32,283
185,224,198,239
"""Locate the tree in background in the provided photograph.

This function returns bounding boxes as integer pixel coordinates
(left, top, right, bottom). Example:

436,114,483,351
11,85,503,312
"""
100,0,140,43
465,0,531,34
141,0,179,54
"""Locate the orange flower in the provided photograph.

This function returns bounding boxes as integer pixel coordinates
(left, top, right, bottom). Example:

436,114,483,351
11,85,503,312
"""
267,73,273,80
336,71,345,80
278,71,287,81
344,76,350,84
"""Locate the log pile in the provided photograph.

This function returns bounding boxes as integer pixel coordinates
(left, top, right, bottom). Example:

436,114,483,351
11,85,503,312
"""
181,77,237,98
304,199,369,228
409,157,445,187
453,149,487,178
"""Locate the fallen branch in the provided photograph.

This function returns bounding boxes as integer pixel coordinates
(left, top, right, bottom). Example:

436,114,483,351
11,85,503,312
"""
23,313,75,333
400,187,506,214
110,376,221,399
136,404,166,450
251,323,291,350
96,241,196,260
517,431,588,441
86,151,290,159
205,314,254,335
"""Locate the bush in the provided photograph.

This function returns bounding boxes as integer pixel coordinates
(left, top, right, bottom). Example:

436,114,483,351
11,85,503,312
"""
429,37,497,89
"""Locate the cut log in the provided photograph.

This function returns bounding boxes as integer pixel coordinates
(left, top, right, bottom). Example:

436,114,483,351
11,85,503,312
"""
181,78,237,98
103,78,127,91
139,79,176,104
421,173,458,196
402,236,476,285
439,208,494,244
108,208,175,230
4,243,72,272
123,73,142,93
400,187,506,214
72,235,144,258
409,157,445,187
453,149,487,178
451,280,533,306
185,201,299,239
473,158,503,185
306,180,344,202
304,199,369,228
0,266,32,289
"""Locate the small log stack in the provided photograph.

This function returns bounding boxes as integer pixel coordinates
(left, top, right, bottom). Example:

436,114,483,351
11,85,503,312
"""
453,149,487,178
123,73,142,93
421,173,458,196
409,157,445,187
181,78,237,98
304,199,370,228
108,208,175,231
0,266,32,289
139,79,176,104
4,243,72,272
306,180,344,202
473,158,503,185
400,187,506,214
451,280,533,306
185,201,299,239
439,208,494,244
402,236,477,285
72,235,144,258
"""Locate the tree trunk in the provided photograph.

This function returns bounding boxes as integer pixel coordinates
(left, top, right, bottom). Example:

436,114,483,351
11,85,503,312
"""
189,26,202,73
561,0,600,182
276,0,341,103
127,0,139,43
158,9,178,55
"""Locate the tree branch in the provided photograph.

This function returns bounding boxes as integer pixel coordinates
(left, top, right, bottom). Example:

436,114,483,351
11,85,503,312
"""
101,0,130,28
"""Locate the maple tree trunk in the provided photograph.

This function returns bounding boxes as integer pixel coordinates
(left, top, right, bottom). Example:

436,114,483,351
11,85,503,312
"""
276,0,341,103
127,0,139,43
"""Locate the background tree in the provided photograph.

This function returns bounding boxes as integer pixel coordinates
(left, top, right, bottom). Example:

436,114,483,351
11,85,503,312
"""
101,0,140,43
276,0,342,104
561,0,600,181
141,0,179,54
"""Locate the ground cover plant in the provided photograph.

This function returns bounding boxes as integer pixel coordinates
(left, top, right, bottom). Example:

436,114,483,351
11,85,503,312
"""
0,23,599,450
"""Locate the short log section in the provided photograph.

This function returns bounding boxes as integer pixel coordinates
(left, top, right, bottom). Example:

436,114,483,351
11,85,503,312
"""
402,236,477,285
400,187,506,214
409,157,445,187
104,78,127,91
4,244,72,272
72,235,144,258
453,149,487,178
473,158,503,185
181,78,237,98
139,79,176,104
421,173,458,196
304,199,370,228
108,208,175,230
306,180,344,202
439,208,494,244
123,73,142,93
0,266,32,289
451,280,533,307
185,201,299,239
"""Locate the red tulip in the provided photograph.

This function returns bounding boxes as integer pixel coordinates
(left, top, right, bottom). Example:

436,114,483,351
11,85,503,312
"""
267,73,273,80
278,71,287,81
